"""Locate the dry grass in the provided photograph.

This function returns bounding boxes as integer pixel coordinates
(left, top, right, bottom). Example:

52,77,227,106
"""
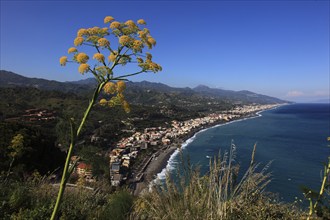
131,143,303,220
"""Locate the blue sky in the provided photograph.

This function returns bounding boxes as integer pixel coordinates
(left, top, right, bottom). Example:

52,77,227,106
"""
1,0,329,102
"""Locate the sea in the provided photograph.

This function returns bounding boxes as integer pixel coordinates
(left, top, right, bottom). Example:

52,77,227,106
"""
156,103,330,203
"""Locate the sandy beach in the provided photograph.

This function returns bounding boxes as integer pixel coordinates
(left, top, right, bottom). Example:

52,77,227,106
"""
134,145,178,195
133,125,222,195
133,121,234,195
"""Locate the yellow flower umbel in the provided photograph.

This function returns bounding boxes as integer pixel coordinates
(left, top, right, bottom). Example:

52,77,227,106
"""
76,53,89,63
93,53,105,62
108,51,117,62
74,37,84,46
117,81,126,93
99,98,108,106
97,38,110,47
88,26,101,35
59,56,68,66
78,63,89,74
68,47,77,54
77,28,88,37
137,19,146,25
96,66,111,76
119,35,132,46
103,82,117,94
146,52,152,60
125,20,136,28
147,36,156,46
133,40,143,51
104,16,115,24
110,21,121,29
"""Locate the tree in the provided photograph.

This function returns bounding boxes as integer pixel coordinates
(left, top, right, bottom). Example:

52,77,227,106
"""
6,134,24,181
51,16,161,219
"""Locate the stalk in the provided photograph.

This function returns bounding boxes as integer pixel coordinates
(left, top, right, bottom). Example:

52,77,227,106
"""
307,157,330,220
50,82,105,220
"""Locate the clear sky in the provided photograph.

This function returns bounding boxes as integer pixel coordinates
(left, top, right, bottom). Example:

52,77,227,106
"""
1,0,329,102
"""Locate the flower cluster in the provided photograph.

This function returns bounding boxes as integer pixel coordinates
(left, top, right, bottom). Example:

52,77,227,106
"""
68,47,77,54
75,53,89,64
137,53,162,73
108,51,118,62
108,18,157,52
97,38,110,47
78,64,90,74
59,56,68,66
93,53,105,63
104,16,115,24
100,81,130,113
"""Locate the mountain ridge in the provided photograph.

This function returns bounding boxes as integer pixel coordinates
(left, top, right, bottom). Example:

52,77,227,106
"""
0,70,287,104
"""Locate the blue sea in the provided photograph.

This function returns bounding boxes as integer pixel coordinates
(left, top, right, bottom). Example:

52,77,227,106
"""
157,103,330,203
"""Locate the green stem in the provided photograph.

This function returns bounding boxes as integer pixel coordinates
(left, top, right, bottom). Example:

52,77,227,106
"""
310,158,330,218
76,82,105,136
89,67,102,83
50,119,75,220
115,70,146,80
5,158,15,181
50,82,105,220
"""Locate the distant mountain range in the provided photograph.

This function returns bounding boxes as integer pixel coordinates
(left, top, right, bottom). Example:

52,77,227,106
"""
0,70,287,104
0,70,95,94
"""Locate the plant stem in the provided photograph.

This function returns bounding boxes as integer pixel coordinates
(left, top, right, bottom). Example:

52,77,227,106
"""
50,81,105,220
5,158,15,181
307,157,330,220
311,158,330,218
116,70,145,80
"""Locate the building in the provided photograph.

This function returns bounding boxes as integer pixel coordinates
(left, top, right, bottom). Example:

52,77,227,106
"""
76,162,92,178
111,174,123,186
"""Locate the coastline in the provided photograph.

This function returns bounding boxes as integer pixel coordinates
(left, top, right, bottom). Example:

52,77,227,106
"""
135,105,282,194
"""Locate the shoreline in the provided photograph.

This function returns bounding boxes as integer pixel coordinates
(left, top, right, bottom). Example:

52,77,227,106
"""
134,105,282,195
134,107,280,195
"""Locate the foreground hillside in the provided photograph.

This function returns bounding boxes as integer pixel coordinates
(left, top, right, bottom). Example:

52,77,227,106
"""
0,149,314,219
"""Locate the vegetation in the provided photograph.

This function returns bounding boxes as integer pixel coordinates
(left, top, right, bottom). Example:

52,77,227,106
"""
0,176,134,220
0,122,65,180
305,137,330,219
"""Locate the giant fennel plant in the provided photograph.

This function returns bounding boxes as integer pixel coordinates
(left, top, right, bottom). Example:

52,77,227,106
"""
52,16,161,220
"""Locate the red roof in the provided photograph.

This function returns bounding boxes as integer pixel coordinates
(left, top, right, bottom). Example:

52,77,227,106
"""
77,163,92,170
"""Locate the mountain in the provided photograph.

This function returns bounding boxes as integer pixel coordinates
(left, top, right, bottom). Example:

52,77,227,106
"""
67,77,98,85
0,70,94,93
193,85,285,104
0,70,287,104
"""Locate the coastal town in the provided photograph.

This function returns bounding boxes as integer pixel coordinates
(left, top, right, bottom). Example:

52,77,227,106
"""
83,103,281,190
